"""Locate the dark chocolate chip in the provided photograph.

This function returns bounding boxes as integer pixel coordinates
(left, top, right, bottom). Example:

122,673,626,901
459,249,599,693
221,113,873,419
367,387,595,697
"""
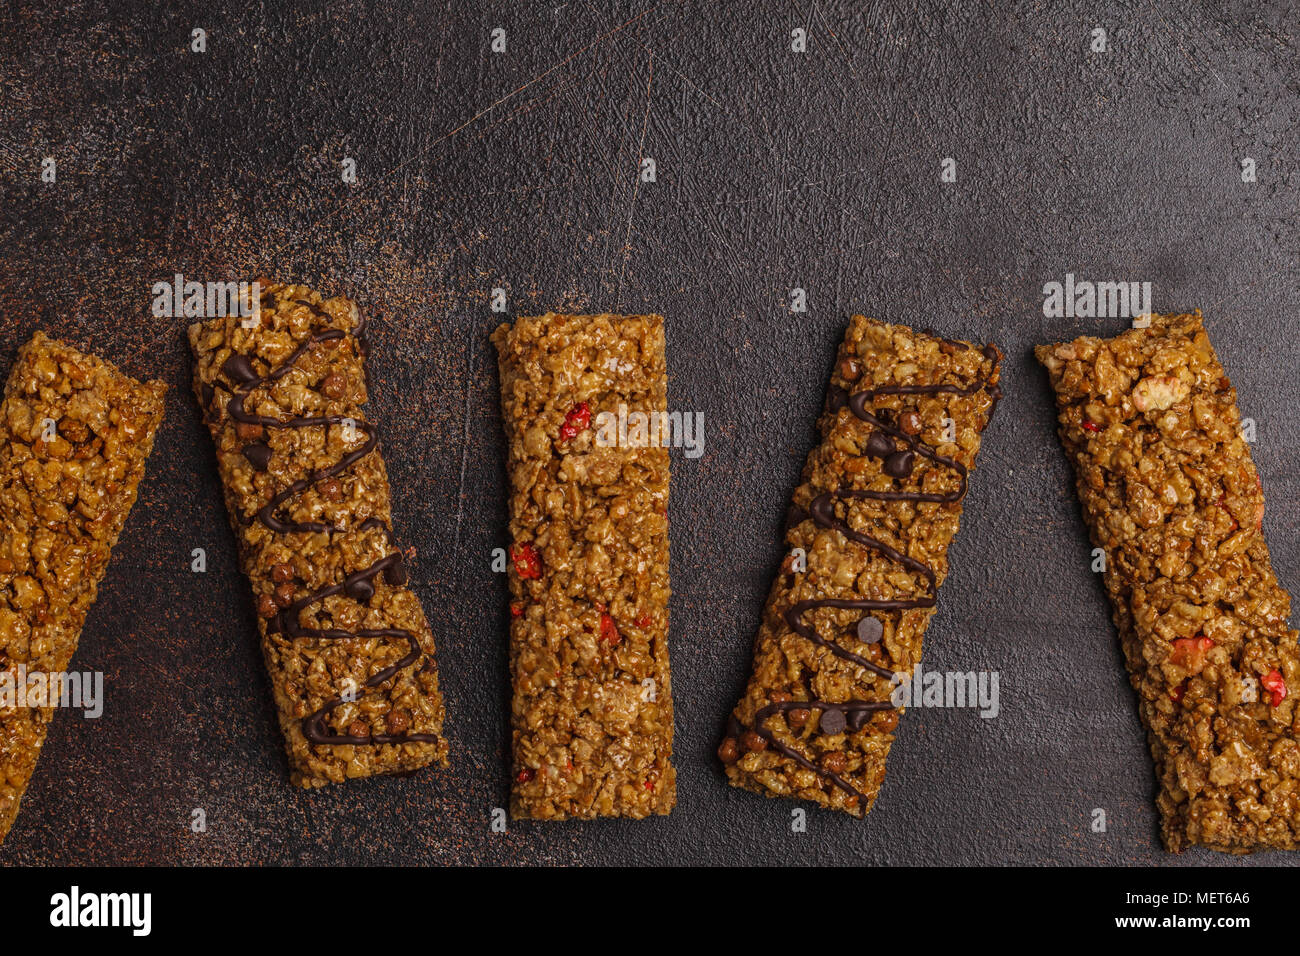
848,708,871,731
865,432,893,459
242,441,272,471
819,708,847,735
345,576,375,603
857,616,883,644
221,354,259,385
883,450,915,478
384,559,407,586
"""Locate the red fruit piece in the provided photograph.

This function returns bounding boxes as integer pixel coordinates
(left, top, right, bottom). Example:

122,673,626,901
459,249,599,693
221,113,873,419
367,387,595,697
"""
1169,635,1214,674
1170,681,1187,704
599,612,621,645
516,768,535,783
1262,669,1287,708
510,543,542,579
635,614,651,629
1082,419,1101,433
510,602,524,617
559,401,592,442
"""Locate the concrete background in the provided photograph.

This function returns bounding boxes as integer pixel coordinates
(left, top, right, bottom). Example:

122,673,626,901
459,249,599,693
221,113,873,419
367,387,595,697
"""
1,0,1298,865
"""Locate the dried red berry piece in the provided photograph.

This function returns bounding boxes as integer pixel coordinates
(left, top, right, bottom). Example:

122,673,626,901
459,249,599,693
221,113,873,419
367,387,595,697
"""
510,602,524,617
510,543,542,579
516,768,535,783
1262,669,1288,707
1170,681,1187,704
559,401,592,441
1082,419,1101,433
1169,635,1214,673
635,614,651,629
599,612,621,645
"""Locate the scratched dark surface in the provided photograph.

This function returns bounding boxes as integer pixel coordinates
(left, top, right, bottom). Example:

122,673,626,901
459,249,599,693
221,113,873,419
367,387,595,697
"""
0,0,1298,867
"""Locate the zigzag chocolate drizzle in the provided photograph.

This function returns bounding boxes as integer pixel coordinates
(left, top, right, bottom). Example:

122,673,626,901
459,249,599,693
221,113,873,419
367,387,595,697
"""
737,342,1000,811
216,293,437,747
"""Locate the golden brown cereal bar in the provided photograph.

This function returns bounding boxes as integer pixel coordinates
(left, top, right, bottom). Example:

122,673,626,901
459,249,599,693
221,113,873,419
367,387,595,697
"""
719,316,1001,817
1038,311,1300,852
492,313,674,819
189,282,447,787
0,333,165,844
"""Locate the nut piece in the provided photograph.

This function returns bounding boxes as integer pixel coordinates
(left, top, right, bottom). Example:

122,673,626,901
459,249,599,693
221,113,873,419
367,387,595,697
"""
1132,374,1187,412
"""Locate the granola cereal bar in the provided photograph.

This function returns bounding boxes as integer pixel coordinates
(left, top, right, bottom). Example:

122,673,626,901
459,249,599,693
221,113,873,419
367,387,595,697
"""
492,313,674,819
718,316,1001,817
189,282,447,787
0,333,165,844
1038,311,1300,853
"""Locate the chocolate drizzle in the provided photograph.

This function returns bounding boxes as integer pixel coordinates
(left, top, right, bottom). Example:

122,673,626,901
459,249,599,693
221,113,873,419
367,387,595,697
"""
742,342,1000,811
216,298,436,747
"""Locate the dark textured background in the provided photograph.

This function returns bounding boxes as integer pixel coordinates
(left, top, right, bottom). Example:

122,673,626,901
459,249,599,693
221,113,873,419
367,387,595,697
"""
0,0,1297,866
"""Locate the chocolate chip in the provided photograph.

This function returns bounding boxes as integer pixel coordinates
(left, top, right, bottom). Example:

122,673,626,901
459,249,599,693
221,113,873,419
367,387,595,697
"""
857,616,883,644
899,410,923,435
242,441,272,471
883,450,915,478
865,432,893,459
345,576,375,603
819,708,847,735
221,354,258,385
384,558,407,586
848,708,871,731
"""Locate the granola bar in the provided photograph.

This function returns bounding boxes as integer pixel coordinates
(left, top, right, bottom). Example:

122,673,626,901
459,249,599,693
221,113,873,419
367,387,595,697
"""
718,316,1001,817
492,313,674,819
0,333,165,844
189,282,447,787
1038,311,1300,853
